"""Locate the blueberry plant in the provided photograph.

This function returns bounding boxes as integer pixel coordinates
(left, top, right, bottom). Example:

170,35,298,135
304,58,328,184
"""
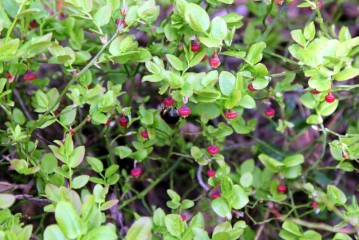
0,0,359,239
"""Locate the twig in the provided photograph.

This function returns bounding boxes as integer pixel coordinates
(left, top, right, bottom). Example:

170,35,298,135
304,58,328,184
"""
0,180,33,193
13,89,33,120
288,218,358,234
254,210,270,240
197,165,209,191
15,194,51,204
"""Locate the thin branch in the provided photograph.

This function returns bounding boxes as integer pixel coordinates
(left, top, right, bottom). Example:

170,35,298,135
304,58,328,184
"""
254,210,270,240
197,165,209,191
13,89,33,120
15,194,51,204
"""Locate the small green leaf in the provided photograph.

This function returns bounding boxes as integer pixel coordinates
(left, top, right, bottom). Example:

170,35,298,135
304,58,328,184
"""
181,199,194,209
282,221,302,237
210,17,227,40
55,202,84,239
114,146,133,159
327,185,347,205
184,3,210,32
100,199,119,210
166,54,185,71
240,172,253,188
291,29,306,46
221,176,233,199
13,108,26,125
238,95,256,109
94,5,112,27
246,42,266,65
230,185,249,209
211,197,231,218
219,71,236,96
304,22,315,41
41,153,58,174
282,154,304,167
68,146,85,168
318,100,338,117
86,156,104,173
44,224,67,240
306,114,323,124
0,194,16,209
72,175,90,189
258,154,284,173
334,67,359,81
82,226,117,240
165,214,184,238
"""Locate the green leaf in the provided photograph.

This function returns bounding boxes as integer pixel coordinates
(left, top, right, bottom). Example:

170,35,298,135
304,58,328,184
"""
72,175,90,189
291,29,306,46
114,146,133,159
94,5,112,27
229,185,249,209
240,172,253,187
221,176,233,199
86,156,104,173
252,77,269,90
217,0,234,4
10,159,28,174
195,89,221,102
165,214,184,238
41,153,58,174
181,199,194,209
334,67,359,81
59,106,76,126
153,208,166,226
198,37,222,48
210,17,227,40
246,42,266,65
282,154,304,167
219,71,236,96
55,202,84,239
35,90,49,109
281,165,302,179
100,199,119,211
327,185,347,205
238,95,256,109
0,39,19,58
211,197,231,218
258,154,284,173
184,3,210,32
166,54,185,71
193,228,210,240
44,225,67,240
282,221,302,237
68,146,85,168
333,233,352,240
189,213,205,229
279,230,300,240
306,114,323,124
224,90,242,109
105,165,119,178
304,22,315,41
0,194,16,209
13,108,26,125
300,93,316,109
318,100,338,117
213,232,230,240
302,230,322,240
82,226,117,240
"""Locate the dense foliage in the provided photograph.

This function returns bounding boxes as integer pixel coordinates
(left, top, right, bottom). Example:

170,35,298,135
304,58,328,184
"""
0,0,359,239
